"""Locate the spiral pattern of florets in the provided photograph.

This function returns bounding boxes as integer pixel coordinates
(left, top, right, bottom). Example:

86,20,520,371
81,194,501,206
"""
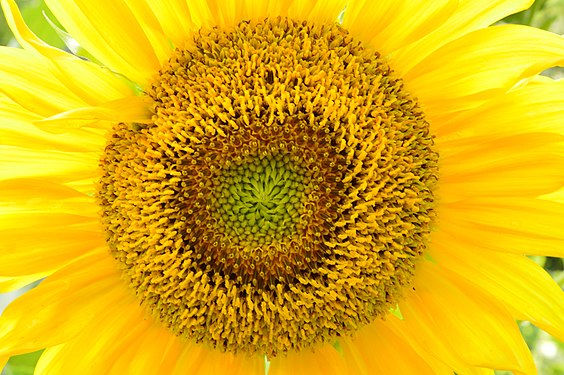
98,17,439,356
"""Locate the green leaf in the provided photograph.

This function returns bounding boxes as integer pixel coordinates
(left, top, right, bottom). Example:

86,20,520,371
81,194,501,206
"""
19,0,65,49
3,350,44,375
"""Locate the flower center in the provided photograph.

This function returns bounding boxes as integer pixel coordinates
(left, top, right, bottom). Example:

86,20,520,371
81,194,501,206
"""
214,155,306,244
98,17,439,356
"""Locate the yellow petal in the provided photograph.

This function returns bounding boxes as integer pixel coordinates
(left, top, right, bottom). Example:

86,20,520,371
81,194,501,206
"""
437,197,564,257
439,132,564,165
35,295,179,375
0,228,102,277
341,319,442,374
43,0,161,85
34,345,64,375
439,133,564,201
439,150,564,201
177,0,216,30
2,0,133,104
0,253,123,357
406,24,564,118
391,0,534,75
170,344,210,375
432,241,564,341
543,187,564,203
0,211,95,232
0,275,46,293
387,306,489,374
343,0,457,56
120,0,171,61
269,344,351,375
401,262,536,374
143,0,197,46
117,330,180,375
171,344,264,375
0,47,87,117
0,178,98,215
0,177,86,200
202,0,242,29
287,0,346,23
0,95,106,152
0,147,98,183
0,356,7,372
240,0,287,21
434,78,564,137
0,179,101,278
33,96,153,134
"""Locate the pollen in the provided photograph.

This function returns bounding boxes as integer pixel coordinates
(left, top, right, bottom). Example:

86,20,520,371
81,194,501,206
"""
98,17,439,356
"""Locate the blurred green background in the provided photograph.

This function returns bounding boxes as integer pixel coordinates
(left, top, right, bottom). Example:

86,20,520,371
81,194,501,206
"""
0,0,563,374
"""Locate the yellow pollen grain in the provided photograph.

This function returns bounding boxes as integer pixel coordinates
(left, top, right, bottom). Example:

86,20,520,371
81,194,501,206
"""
98,17,438,357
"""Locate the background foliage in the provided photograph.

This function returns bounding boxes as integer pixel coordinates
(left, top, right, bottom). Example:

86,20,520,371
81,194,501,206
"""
0,0,563,374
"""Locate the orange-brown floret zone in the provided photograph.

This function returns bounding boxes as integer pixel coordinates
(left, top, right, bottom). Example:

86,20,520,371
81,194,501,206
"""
98,17,439,356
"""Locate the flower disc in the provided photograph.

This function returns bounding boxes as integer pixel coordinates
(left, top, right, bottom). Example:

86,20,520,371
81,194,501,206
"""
98,17,439,356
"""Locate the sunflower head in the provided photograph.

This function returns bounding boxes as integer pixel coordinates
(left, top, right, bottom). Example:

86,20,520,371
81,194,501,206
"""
98,17,438,355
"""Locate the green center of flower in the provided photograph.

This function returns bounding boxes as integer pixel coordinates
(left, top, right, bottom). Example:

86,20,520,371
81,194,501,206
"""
214,155,305,244
98,17,439,357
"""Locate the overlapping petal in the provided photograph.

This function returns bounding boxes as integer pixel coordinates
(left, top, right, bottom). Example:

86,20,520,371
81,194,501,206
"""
434,78,564,136
0,95,106,152
437,198,564,257
432,237,564,340
390,0,534,74
34,297,177,375
400,263,536,374
340,319,445,374
0,47,88,117
269,345,351,375
43,0,161,85
343,0,458,57
0,147,98,183
0,253,124,357
406,24,564,118
1,0,134,105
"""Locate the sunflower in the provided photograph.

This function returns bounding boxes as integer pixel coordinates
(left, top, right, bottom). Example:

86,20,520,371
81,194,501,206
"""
1,0,564,373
